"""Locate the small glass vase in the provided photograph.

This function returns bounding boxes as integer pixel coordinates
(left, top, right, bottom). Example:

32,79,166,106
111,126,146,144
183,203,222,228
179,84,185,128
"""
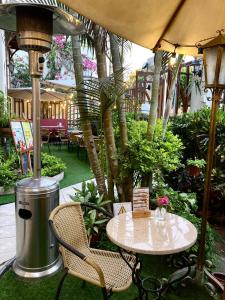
155,206,167,221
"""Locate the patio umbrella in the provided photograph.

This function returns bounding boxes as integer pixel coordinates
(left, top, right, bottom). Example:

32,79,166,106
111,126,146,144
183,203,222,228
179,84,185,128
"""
59,0,225,55
61,0,225,288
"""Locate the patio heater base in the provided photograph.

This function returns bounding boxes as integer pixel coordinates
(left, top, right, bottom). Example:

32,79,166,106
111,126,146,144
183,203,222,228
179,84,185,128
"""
13,256,62,279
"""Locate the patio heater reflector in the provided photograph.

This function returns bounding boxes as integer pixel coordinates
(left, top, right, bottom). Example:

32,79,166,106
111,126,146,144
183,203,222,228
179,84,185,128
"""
0,0,84,279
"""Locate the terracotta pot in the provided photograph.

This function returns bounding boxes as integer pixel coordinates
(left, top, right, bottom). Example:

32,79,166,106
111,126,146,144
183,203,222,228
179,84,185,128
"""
0,127,11,137
188,165,200,177
212,272,225,285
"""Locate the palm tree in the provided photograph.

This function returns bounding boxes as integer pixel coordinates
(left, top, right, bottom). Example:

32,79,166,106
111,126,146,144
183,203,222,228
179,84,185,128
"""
72,34,107,196
147,51,163,141
109,33,133,201
163,54,183,137
92,25,122,202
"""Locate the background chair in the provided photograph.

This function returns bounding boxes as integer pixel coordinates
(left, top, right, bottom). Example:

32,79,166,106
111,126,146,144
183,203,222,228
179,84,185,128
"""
49,202,136,300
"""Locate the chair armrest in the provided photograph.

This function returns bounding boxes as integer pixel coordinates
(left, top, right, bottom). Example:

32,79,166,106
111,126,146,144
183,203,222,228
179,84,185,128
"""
49,219,106,287
81,202,113,219
84,257,106,287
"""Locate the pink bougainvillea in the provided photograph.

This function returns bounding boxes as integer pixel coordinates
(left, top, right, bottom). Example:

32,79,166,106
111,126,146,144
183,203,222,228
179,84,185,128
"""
82,56,97,72
54,35,66,49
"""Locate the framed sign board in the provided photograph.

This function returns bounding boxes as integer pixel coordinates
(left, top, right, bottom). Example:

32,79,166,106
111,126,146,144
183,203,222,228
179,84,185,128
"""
10,120,33,174
11,121,27,152
132,188,150,218
22,121,33,150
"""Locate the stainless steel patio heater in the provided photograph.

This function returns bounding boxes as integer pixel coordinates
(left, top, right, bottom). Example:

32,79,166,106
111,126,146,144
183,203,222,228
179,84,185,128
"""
0,0,84,278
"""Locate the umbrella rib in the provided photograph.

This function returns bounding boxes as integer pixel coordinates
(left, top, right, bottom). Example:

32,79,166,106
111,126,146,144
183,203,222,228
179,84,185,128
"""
153,0,186,52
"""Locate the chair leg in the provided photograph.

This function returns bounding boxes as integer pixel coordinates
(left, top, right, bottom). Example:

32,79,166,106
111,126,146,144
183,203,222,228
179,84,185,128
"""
102,288,111,300
55,270,68,300
81,280,86,289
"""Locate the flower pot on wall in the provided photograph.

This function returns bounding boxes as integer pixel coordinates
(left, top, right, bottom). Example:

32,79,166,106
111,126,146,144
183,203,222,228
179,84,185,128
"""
188,165,200,177
0,127,11,137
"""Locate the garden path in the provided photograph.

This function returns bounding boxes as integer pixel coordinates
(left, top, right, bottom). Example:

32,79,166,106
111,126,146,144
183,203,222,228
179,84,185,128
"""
0,181,87,265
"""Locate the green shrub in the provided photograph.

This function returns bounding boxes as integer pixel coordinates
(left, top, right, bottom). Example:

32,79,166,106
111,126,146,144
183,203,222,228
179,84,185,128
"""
170,107,225,197
0,152,20,190
118,119,183,182
41,153,66,177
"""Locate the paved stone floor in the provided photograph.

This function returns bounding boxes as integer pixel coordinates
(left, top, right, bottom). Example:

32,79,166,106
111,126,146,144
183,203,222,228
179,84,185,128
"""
0,181,85,265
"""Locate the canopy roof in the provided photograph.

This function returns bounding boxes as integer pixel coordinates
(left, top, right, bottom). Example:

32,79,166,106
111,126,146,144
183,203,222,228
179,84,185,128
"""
8,88,67,102
61,0,225,55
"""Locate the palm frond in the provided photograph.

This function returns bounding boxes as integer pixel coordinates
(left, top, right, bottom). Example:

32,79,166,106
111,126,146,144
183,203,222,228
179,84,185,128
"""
74,70,126,124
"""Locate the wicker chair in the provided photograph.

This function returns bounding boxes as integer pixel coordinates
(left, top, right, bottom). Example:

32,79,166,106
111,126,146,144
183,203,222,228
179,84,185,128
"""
49,202,136,300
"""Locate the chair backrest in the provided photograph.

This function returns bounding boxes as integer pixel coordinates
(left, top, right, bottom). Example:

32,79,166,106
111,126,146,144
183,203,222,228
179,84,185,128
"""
49,203,89,252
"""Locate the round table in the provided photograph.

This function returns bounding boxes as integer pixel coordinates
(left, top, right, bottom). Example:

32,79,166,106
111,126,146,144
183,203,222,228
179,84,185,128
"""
106,211,198,299
106,211,197,255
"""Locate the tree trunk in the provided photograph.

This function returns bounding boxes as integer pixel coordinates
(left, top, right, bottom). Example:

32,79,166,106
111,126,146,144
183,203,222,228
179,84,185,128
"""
147,51,163,141
109,33,132,201
72,35,107,196
93,26,121,201
163,54,183,137
142,51,163,190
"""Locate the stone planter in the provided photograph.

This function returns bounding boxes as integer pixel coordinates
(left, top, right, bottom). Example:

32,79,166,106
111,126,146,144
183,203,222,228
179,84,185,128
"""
52,171,64,182
0,186,15,195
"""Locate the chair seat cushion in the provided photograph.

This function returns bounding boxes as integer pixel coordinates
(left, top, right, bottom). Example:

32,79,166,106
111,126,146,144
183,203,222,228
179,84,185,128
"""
64,247,136,292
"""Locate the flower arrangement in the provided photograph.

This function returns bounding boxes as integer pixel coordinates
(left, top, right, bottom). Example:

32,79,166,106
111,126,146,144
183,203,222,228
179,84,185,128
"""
157,196,169,207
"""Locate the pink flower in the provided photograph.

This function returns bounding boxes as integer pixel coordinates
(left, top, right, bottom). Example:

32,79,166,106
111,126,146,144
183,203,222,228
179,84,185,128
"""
157,196,169,206
83,57,97,72
54,35,65,49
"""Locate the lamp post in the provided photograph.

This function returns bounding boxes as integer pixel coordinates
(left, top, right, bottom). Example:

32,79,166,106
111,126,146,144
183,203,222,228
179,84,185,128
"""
197,30,225,275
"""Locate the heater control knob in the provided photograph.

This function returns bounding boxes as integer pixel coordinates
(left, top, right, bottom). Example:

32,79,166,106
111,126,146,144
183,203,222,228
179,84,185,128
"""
38,55,45,74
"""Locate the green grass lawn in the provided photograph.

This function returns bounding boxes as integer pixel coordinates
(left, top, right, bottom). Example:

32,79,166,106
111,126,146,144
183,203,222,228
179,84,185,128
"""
0,145,92,205
0,255,218,300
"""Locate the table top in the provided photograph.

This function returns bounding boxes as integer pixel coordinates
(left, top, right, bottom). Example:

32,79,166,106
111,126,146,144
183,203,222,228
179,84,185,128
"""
106,211,197,255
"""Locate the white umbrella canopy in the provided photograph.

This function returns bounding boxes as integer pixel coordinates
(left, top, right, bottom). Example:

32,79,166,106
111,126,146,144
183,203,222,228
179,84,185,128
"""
8,87,68,102
60,0,225,55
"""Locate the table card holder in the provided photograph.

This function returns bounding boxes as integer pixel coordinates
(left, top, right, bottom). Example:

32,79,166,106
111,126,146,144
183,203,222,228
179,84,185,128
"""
132,188,151,218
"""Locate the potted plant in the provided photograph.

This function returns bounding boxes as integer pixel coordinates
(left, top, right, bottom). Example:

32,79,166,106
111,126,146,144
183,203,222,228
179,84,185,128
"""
187,158,206,177
41,153,66,181
70,181,111,245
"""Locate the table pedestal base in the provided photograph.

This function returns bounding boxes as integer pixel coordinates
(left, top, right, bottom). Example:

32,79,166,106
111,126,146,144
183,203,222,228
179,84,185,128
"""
119,249,223,300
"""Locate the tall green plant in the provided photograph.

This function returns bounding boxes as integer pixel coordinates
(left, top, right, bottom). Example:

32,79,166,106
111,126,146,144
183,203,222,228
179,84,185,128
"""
118,119,183,186
0,91,10,127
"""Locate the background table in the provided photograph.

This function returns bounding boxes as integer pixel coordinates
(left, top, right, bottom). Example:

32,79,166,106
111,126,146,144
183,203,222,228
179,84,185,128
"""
106,211,197,255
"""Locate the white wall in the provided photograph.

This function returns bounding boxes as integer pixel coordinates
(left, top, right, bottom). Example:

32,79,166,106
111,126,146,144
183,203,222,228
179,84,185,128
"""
0,30,7,95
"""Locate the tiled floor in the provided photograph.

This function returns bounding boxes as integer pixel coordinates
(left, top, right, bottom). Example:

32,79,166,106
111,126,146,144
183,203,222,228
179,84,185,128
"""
0,180,88,265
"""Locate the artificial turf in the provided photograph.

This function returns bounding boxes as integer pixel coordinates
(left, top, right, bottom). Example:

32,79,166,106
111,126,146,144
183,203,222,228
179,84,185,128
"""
0,145,92,205
0,255,218,300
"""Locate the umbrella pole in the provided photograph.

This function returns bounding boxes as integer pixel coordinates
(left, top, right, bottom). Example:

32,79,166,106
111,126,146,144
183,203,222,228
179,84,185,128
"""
29,50,41,179
196,89,221,278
